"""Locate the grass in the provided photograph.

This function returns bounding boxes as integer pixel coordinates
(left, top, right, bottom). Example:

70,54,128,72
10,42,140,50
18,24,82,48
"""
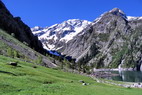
0,55,142,95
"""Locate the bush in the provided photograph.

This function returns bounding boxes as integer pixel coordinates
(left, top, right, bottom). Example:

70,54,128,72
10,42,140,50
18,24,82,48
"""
13,50,19,58
36,56,43,64
11,33,15,37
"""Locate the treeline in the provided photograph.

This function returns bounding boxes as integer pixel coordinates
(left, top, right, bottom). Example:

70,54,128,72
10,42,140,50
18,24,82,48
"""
6,46,93,74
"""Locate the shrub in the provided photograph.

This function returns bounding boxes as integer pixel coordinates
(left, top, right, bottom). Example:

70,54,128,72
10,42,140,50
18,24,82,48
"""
7,48,13,58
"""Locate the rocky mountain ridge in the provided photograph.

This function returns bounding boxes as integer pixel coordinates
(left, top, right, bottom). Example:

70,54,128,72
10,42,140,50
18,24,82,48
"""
33,8,142,71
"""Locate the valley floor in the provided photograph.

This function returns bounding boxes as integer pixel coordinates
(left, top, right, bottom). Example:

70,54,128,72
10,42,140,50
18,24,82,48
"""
0,55,142,95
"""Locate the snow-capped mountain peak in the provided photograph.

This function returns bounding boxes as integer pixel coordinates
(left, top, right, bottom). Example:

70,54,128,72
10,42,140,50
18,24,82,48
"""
93,8,127,25
127,16,142,21
32,19,92,50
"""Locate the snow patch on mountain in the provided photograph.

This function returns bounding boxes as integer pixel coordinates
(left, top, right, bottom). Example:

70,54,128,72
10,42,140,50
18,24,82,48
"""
32,19,92,50
31,26,43,32
127,16,142,21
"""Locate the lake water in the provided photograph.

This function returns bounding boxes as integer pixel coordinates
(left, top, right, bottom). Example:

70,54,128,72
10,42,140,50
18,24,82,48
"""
104,71,142,82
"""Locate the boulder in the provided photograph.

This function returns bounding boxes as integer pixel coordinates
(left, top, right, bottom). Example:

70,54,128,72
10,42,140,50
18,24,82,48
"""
82,83,87,86
9,62,17,66
32,65,37,68
79,80,85,83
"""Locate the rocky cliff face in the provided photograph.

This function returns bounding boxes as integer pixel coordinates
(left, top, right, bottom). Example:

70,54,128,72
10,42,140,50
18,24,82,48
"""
64,8,142,70
0,1,46,54
60,8,129,61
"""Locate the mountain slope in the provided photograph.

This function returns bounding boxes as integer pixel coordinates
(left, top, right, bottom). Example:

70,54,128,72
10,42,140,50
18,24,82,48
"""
33,8,142,70
32,19,91,50
0,1,46,54
0,1,61,68
0,29,57,67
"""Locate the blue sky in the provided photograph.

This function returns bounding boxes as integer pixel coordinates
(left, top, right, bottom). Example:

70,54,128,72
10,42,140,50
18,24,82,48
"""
2,0,142,27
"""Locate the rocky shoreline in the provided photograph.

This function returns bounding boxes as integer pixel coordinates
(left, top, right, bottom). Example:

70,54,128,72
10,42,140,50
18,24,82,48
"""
88,75,142,88
93,68,134,72
92,71,119,78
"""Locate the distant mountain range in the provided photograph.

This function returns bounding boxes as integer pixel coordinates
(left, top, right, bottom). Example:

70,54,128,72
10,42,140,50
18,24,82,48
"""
32,8,142,71
31,19,91,50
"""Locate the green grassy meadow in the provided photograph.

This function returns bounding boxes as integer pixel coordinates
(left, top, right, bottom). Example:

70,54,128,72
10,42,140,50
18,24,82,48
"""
0,55,142,95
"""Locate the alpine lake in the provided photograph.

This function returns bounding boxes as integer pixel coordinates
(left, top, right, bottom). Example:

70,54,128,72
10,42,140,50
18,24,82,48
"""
102,70,142,82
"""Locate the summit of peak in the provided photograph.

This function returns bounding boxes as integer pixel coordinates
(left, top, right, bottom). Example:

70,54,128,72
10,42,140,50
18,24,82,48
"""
109,8,125,14
108,8,127,19
110,8,120,12
93,8,127,24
